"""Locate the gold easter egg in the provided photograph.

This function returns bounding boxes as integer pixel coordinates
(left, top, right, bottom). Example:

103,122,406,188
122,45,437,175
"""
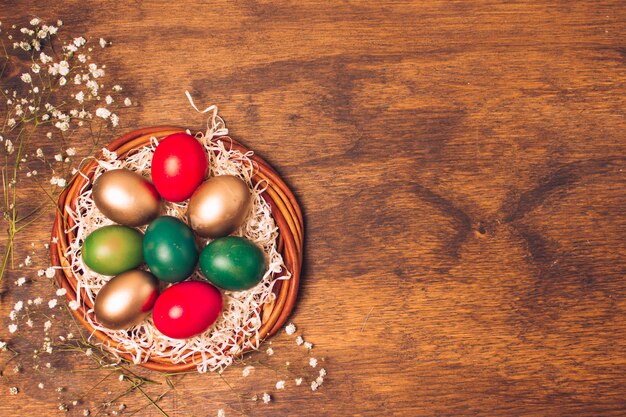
92,168,161,227
94,270,160,330
187,175,252,238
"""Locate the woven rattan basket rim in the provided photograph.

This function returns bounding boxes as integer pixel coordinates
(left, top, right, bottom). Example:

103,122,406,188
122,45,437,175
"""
49,126,303,372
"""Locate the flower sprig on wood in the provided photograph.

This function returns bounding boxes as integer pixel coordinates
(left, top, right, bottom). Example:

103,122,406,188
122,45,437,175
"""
0,17,133,283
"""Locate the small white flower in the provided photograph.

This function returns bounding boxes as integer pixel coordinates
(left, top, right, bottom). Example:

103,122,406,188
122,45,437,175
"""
75,91,85,104
85,348,93,356
7,118,16,128
83,410,90,416
295,378,303,386
58,60,70,76
242,366,254,377
56,288,67,296
38,383,44,389
118,374,124,381
30,18,41,25
112,84,122,92
33,86,39,93
9,387,18,395
24,256,32,266
296,336,304,346
26,319,33,328
105,95,113,104
262,393,271,404
95,107,111,119
309,357,318,368
285,323,296,335
217,410,225,417
99,38,108,48
57,178,66,187
48,299,58,309
31,63,40,73
66,147,76,156
6,140,14,154
54,153,63,162
20,73,32,83
304,342,313,350
15,277,26,286
0,341,6,350
14,301,23,311
34,297,43,305
311,381,319,391
73,37,86,47
69,300,80,310
110,113,119,127
59,76,67,86
266,347,274,356
319,368,327,377
9,324,18,333
9,310,16,320
124,97,132,106
43,320,52,331
275,380,285,389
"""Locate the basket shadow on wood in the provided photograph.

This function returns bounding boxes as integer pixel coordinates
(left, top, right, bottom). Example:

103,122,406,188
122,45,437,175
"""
49,126,303,373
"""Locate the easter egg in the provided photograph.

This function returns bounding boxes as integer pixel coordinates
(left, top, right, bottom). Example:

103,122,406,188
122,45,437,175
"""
151,133,208,202
83,225,143,276
187,175,252,238
152,281,223,339
94,270,159,330
199,236,266,291
92,168,161,226
143,216,198,283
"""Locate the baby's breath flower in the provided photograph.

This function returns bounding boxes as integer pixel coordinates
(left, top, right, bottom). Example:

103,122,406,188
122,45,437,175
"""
31,63,40,73
9,324,18,333
85,348,93,356
217,409,225,417
105,95,113,105
58,60,69,76
20,73,32,83
95,107,111,119
48,299,58,308
54,154,63,162
6,140,15,154
34,297,43,305
30,18,41,26
75,91,85,103
69,300,80,310
112,85,122,92
56,288,67,296
38,383,44,389
83,410,90,416
15,277,26,286
110,113,119,127
9,387,18,395
304,341,313,350
242,366,254,377
262,393,271,404
311,381,319,391
66,147,76,156
296,336,304,346
295,378,303,386
275,380,285,389
309,357,318,368
285,323,296,335
59,77,67,86
14,300,23,311
99,38,108,48
123,97,132,106
319,368,327,377
73,37,86,47
266,347,274,356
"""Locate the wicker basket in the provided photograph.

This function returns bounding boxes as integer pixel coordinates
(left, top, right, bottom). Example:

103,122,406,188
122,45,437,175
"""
49,126,303,372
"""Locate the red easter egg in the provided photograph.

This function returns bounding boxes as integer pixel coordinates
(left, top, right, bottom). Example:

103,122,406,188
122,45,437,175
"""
153,281,223,339
151,133,208,202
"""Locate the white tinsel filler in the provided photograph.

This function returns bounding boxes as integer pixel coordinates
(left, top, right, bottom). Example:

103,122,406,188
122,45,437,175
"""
64,128,289,373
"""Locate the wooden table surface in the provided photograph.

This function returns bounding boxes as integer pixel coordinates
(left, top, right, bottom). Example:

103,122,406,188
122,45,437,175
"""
1,1,625,416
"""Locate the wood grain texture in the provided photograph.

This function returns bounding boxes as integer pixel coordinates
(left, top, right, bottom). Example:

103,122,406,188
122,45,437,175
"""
1,0,625,416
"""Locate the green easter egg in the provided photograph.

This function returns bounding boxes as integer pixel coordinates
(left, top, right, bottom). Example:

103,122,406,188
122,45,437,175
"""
82,225,143,276
199,236,265,291
143,216,199,283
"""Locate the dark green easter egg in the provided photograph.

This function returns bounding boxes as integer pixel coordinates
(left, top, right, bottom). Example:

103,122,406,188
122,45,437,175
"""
143,216,198,283
199,236,266,291
82,225,143,276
